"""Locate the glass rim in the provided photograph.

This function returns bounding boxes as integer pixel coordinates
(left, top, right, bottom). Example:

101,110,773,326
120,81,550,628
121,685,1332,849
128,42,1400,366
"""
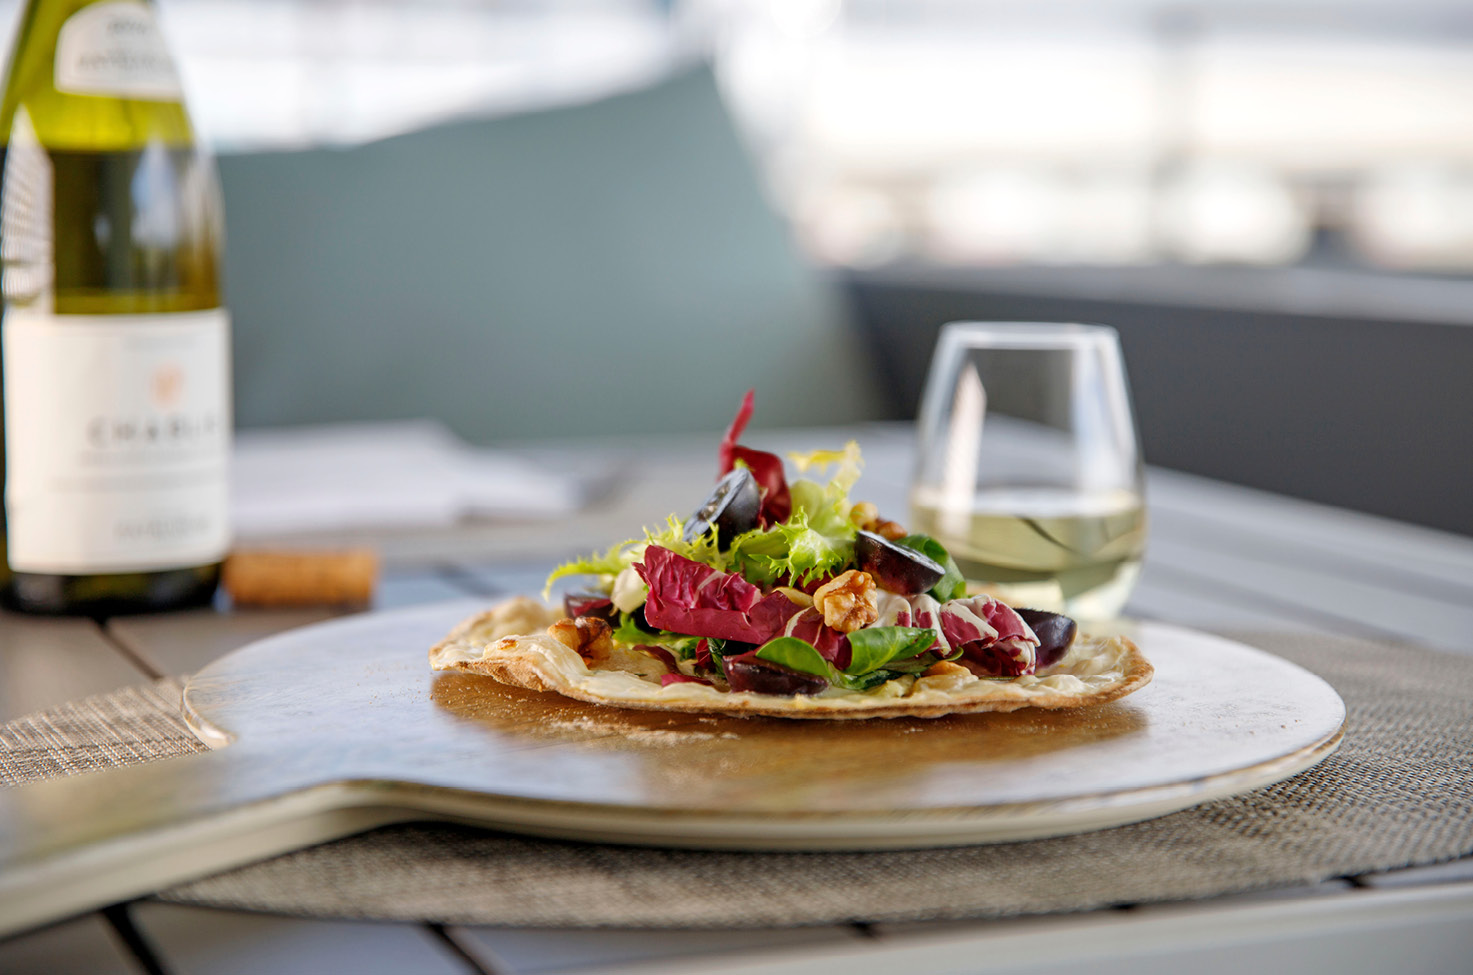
938,321,1120,349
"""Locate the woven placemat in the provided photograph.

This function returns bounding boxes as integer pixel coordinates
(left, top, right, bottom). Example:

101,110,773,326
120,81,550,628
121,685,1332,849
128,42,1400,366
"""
3,631,1471,927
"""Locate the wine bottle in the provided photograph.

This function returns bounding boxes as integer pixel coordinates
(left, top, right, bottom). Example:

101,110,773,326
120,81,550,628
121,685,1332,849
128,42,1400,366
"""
0,0,230,614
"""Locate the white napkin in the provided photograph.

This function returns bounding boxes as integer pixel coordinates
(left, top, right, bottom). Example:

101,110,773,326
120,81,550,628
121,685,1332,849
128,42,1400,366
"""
231,420,584,537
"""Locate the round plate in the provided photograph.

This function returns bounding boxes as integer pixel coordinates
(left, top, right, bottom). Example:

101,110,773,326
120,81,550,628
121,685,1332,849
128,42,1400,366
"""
181,600,1345,849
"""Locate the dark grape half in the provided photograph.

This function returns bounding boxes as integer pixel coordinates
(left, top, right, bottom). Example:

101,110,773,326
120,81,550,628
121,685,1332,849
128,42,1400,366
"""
1017,609,1078,669
722,652,828,696
682,467,762,549
854,530,946,595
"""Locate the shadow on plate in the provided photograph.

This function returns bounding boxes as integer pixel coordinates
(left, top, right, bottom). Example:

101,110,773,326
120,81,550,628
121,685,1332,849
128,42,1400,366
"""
430,673,1148,811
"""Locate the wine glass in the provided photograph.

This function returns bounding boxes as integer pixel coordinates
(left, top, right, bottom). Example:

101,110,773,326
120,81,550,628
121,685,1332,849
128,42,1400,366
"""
910,322,1145,621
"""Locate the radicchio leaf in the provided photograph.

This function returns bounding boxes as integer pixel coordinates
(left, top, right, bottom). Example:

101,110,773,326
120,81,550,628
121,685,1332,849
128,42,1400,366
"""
635,546,799,644
718,389,791,525
939,595,1040,677
957,641,1034,678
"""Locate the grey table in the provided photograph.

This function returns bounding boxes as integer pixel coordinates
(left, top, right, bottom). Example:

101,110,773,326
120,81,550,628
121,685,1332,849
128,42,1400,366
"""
3,424,1471,975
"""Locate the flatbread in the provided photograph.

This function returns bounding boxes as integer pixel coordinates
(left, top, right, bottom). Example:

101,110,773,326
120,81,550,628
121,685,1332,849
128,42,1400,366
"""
429,597,1154,720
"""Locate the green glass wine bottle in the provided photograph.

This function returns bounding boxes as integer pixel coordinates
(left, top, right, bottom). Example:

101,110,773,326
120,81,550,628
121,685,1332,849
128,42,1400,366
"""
0,0,230,614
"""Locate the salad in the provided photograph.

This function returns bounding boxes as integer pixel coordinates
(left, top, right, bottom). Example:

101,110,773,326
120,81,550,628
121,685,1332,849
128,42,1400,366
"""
539,391,1080,698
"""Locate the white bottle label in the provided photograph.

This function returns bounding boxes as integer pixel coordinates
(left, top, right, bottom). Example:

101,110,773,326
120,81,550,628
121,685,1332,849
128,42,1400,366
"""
2,309,231,574
54,1,184,101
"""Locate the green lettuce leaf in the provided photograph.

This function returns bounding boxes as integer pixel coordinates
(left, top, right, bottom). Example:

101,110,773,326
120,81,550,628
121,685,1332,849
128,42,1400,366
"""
728,509,855,587
899,534,967,603
544,514,729,598
753,636,833,678
844,626,939,675
611,613,705,656
611,612,654,647
542,537,639,598
753,634,912,692
845,669,903,690
727,442,863,587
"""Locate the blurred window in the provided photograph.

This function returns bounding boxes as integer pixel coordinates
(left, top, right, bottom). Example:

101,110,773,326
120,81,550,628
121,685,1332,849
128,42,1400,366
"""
696,0,1473,274
1,0,1469,273
0,0,681,150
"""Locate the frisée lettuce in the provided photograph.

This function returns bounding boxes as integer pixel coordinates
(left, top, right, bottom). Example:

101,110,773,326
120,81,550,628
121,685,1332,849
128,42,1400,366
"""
543,514,726,598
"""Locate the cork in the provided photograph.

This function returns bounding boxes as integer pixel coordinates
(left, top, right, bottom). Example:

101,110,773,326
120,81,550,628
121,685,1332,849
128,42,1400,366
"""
223,549,379,608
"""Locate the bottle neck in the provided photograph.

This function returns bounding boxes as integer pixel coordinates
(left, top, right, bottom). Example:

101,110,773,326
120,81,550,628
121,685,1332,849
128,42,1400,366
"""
3,0,186,146
12,0,159,40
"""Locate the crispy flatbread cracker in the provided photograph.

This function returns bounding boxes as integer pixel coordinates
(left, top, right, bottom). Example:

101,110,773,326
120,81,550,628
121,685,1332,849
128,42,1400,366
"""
430,597,1153,720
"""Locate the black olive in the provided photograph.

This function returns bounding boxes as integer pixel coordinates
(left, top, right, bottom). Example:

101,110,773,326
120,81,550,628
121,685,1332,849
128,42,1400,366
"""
1017,609,1078,669
563,591,614,622
682,467,761,549
721,652,828,696
854,530,945,595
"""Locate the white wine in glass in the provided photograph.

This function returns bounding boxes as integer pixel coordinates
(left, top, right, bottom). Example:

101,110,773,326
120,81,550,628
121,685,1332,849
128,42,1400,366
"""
0,0,230,614
910,486,1146,621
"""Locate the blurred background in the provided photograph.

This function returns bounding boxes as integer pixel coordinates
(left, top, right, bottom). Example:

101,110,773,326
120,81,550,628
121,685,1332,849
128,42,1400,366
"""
4,0,1467,533
39,0,1472,272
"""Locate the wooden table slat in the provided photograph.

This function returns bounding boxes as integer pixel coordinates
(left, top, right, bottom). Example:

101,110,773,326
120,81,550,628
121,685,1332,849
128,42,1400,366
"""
1144,535,1473,653
1126,566,1328,635
0,913,141,975
452,924,868,975
448,563,563,601
107,608,341,677
1145,506,1473,606
762,888,1473,975
1358,855,1473,889
1147,468,1473,583
0,613,150,724
375,570,482,609
128,904,475,975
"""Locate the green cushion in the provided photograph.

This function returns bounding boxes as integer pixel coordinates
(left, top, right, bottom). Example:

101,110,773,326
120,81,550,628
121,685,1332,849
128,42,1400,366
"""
220,66,877,442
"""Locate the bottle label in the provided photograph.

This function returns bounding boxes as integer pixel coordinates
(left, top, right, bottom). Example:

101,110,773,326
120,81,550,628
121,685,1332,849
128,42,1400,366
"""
2,309,231,573
53,1,184,101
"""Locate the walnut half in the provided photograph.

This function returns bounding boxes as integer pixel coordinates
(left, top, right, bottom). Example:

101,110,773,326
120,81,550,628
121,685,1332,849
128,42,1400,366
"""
813,569,879,633
547,616,614,664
